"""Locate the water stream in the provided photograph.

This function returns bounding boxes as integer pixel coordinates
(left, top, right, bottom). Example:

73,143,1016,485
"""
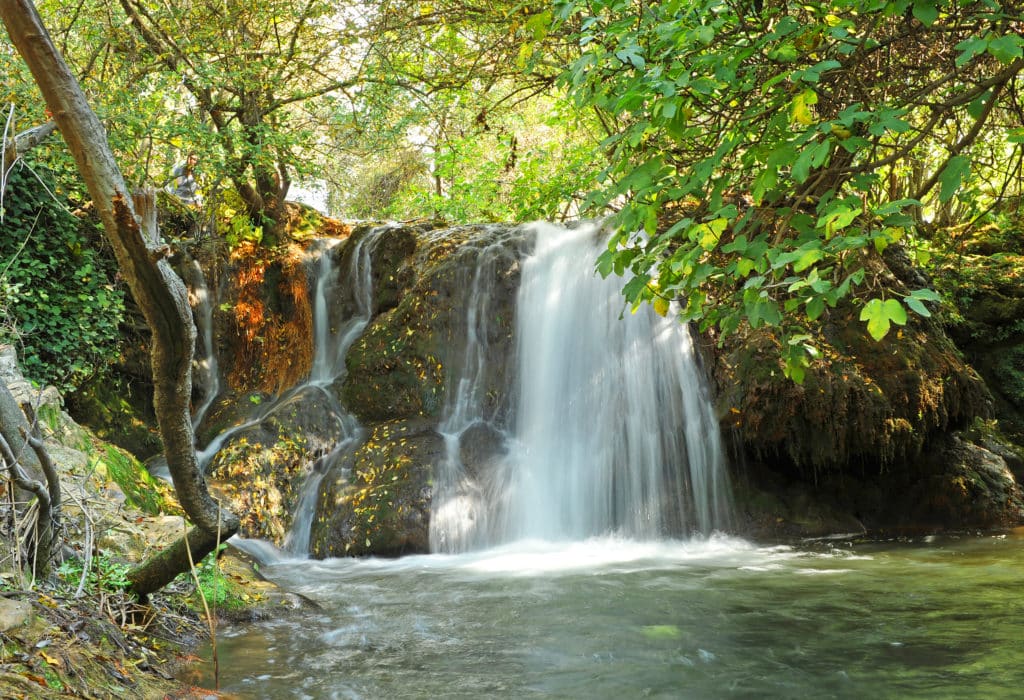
188,259,221,432
430,222,730,552
196,534,1024,698
183,223,1024,697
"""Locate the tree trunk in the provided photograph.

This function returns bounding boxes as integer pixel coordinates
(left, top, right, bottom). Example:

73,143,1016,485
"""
0,378,42,484
0,0,239,597
0,386,61,576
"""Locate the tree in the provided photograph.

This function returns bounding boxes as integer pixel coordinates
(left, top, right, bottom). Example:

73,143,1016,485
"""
555,0,1024,381
113,0,362,244
319,0,599,221
0,0,239,597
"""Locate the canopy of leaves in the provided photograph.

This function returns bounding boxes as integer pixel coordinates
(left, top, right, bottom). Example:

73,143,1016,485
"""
5,0,1024,385
555,0,1024,380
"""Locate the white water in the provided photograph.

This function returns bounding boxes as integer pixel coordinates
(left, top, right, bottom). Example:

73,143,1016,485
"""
430,222,731,552
283,232,384,553
309,233,380,385
189,230,385,553
431,229,519,552
188,260,221,432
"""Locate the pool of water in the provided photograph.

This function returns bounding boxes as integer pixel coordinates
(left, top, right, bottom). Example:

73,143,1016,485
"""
190,534,1024,699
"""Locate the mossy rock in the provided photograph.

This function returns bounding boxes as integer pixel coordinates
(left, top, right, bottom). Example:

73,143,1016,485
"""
716,305,989,473
209,386,346,543
938,240,1024,446
897,434,1024,531
66,371,161,461
310,419,443,557
343,224,521,424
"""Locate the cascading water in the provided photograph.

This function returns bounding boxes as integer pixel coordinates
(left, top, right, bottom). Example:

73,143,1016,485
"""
282,231,384,554
190,229,386,556
431,222,731,552
309,233,380,385
188,260,220,432
430,228,520,552
185,224,1024,700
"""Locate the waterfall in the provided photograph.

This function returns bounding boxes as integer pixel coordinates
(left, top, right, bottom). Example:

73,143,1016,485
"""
188,259,221,432
280,229,385,554
309,233,380,384
431,222,731,551
193,230,384,554
430,229,519,552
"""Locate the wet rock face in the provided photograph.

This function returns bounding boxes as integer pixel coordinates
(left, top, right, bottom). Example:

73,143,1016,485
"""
342,225,521,425
208,386,347,544
311,225,525,555
458,422,507,481
905,435,1024,530
310,419,443,557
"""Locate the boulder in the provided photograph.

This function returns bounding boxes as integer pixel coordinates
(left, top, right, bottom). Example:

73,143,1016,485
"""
208,385,349,544
902,435,1024,530
0,597,32,632
310,419,443,557
343,224,521,425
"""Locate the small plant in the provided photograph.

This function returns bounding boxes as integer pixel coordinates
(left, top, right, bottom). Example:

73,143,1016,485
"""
181,544,248,611
57,555,131,593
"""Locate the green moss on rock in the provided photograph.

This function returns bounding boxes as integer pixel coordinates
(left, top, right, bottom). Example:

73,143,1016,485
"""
311,419,442,557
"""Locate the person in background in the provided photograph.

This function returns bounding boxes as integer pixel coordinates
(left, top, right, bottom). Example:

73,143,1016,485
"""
169,152,201,206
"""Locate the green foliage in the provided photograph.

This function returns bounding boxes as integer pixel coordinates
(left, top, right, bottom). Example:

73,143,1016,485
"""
216,190,264,248
181,544,247,610
0,162,126,392
373,104,603,223
58,555,131,593
554,0,1024,380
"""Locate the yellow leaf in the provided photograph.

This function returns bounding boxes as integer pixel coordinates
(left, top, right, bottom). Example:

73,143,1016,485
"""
652,296,670,317
791,89,818,126
830,123,852,139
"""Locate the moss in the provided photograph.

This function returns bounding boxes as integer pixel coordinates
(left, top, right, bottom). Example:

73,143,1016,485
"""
95,444,175,516
311,420,441,557
717,299,990,475
66,372,162,461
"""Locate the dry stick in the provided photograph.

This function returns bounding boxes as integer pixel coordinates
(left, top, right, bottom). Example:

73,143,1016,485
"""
0,431,51,572
61,478,96,598
182,507,222,689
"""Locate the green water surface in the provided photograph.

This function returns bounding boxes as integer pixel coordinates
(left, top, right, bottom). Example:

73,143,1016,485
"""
194,534,1024,699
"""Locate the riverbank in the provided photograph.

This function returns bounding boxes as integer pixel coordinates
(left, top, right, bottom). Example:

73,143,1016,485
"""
0,345,299,699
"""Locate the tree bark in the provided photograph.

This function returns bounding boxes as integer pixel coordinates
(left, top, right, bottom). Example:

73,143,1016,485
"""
0,425,56,575
2,119,56,166
0,380,42,484
0,0,239,597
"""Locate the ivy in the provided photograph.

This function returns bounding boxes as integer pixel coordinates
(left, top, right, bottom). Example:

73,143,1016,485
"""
0,161,126,391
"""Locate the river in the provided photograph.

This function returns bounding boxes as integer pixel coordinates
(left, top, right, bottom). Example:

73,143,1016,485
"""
191,532,1024,698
